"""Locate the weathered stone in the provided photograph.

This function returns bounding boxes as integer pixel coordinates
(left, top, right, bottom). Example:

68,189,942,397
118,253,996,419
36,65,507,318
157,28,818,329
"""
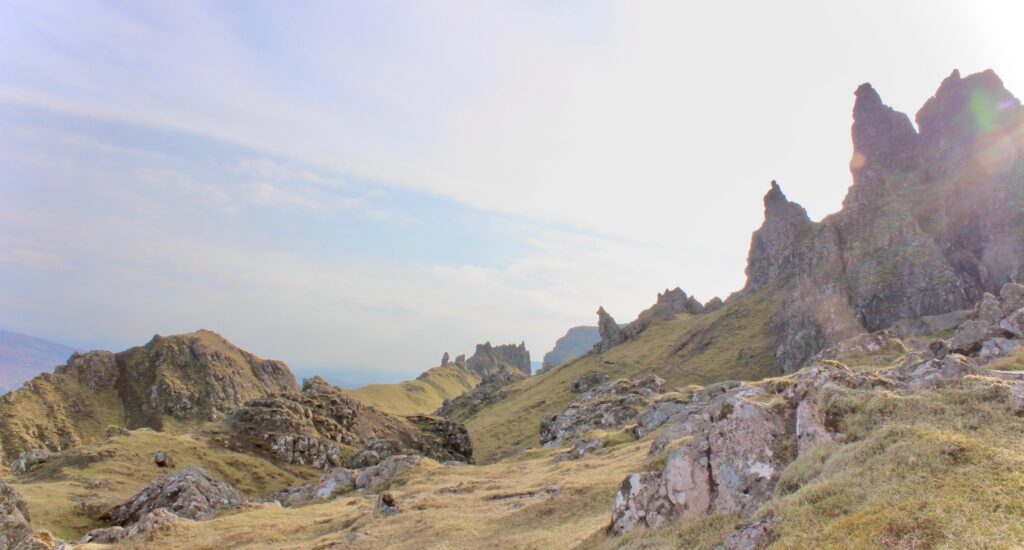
1000,283,1024,314
270,468,358,507
952,320,995,354
889,354,984,391
595,307,627,353
977,293,1005,325
1000,309,1024,338
610,392,788,535
704,297,725,312
440,352,450,367
153,450,175,468
719,517,775,550
355,455,421,493
570,372,609,393
375,492,401,515
795,399,833,455
10,449,52,475
0,481,39,550
81,508,180,545
541,376,664,447
103,467,244,526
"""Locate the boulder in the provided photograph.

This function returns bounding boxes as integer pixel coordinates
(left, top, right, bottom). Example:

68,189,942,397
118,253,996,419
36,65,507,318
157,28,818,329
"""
719,517,775,550
1,481,38,550
952,320,994,354
1001,283,1024,315
355,455,421,493
270,468,358,507
103,467,244,526
977,293,1004,325
80,508,180,545
375,492,401,515
10,449,52,475
153,450,175,468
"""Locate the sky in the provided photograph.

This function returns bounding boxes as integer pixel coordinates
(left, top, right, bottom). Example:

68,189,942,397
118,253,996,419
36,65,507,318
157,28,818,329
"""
2,1,1023,385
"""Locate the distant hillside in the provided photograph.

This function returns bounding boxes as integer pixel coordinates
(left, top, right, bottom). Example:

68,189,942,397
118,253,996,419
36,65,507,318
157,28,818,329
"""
539,326,599,372
0,330,77,393
0,329,298,466
344,364,481,416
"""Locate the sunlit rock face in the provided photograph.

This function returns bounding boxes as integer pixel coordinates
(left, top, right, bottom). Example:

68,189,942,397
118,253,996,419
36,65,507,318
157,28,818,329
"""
745,69,1024,372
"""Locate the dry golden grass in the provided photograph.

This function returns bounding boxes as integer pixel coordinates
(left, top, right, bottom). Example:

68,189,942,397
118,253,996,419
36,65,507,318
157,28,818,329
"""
99,437,653,550
7,428,319,540
463,286,782,463
345,365,481,416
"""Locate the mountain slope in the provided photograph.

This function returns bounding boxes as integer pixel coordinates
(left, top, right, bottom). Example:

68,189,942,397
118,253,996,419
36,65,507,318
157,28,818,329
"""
540,326,600,372
0,329,299,466
0,330,77,394
344,365,481,416
462,286,782,462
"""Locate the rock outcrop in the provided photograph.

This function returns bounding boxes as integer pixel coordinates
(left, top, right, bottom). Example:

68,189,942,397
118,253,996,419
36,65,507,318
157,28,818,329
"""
103,467,244,526
228,376,472,469
540,326,601,373
594,289,718,354
540,376,664,447
271,455,422,507
465,342,532,378
743,70,1024,373
607,291,1024,537
1,481,55,549
0,330,299,466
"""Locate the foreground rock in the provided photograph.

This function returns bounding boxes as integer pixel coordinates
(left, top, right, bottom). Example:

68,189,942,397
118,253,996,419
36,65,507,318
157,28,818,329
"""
1,481,56,549
80,508,180,545
228,376,472,469
610,332,995,536
103,467,244,526
271,455,422,507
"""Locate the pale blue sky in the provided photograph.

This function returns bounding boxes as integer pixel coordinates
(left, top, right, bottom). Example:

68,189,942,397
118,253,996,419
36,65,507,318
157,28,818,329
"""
2,1,1023,383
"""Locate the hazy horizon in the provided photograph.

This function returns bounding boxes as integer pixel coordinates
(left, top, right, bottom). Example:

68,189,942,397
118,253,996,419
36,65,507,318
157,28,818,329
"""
3,1,1024,384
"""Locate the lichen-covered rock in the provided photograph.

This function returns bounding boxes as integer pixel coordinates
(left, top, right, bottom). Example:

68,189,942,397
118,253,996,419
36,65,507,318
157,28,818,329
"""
719,517,775,550
81,508,180,545
355,455,421,493
610,390,789,535
10,449,52,475
269,468,358,507
541,376,664,447
1,481,41,550
103,467,244,526
230,377,470,468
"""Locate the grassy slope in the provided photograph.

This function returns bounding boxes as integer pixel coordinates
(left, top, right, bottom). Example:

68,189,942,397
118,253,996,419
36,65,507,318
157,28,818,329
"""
101,437,651,550
7,428,319,540
464,286,783,462
591,374,1024,549
64,327,1024,549
345,365,481,416
0,373,127,464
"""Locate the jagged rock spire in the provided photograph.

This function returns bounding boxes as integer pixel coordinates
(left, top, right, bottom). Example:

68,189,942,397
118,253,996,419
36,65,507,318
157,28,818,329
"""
744,180,812,292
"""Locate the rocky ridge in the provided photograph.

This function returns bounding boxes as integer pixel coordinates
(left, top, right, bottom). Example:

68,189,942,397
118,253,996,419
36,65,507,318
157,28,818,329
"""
745,69,1024,373
594,288,723,354
225,376,473,470
0,330,299,467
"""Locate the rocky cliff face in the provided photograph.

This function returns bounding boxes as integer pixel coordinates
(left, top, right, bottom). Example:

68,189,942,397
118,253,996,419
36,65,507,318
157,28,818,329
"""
0,330,299,465
745,69,1024,372
465,341,532,378
539,326,600,373
593,288,721,353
